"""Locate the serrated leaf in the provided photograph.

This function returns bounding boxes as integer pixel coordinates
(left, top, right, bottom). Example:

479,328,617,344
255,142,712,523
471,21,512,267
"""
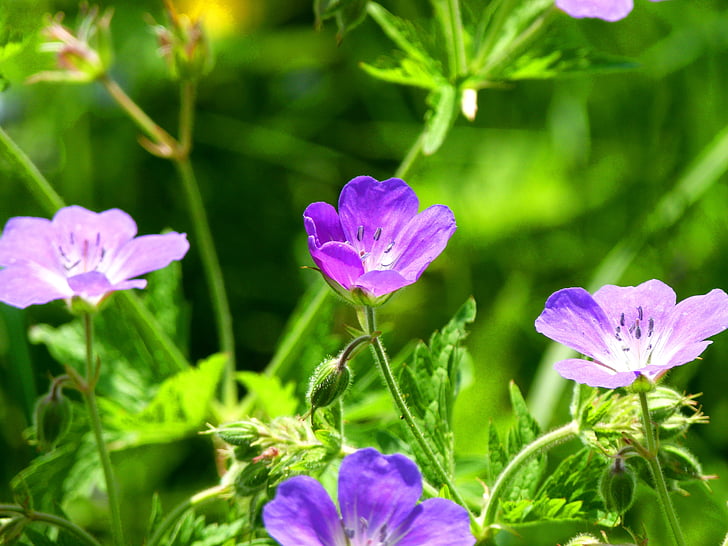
498,48,638,80
237,372,299,418
504,381,545,500
422,85,457,155
397,297,475,487
360,55,440,89
99,353,226,449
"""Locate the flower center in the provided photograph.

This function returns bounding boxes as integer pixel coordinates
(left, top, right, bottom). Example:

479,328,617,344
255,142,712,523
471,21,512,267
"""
57,231,107,277
609,305,656,371
344,518,392,546
354,225,397,270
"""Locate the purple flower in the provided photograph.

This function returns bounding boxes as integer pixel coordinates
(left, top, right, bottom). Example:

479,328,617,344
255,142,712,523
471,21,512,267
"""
556,0,664,22
304,176,456,305
0,206,189,308
263,447,475,546
535,279,728,388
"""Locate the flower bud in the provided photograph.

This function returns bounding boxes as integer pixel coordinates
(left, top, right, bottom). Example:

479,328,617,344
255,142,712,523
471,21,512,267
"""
234,462,270,497
34,380,72,452
151,5,213,82
307,357,351,413
599,456,637,515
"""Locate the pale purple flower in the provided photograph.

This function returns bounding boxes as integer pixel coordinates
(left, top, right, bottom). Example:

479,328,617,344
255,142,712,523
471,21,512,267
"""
263,447,475,546
304,176,456,305
0,206,189,308
556,0,665,22
535,279,728,388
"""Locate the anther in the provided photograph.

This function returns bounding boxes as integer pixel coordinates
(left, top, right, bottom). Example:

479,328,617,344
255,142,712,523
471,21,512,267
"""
356,226,364,241
615,326,622,341
70,232,75,245
384,241,394,253
373,227,382,241
635,325,642,339
648,318,654,337
95,232,101,246
637,306,643,321
620,313,625,327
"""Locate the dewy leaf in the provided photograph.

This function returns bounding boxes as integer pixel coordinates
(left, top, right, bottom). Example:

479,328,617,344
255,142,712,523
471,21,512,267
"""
422,84,457,155
397,297,475,487
237,371,299,418
99,353,226,449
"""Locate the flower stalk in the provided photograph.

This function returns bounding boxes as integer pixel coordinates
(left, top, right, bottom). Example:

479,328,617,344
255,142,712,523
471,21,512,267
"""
0,504,102,546
638,391,687,546
80,313,125,546
363,306,472,516
480,421,579,537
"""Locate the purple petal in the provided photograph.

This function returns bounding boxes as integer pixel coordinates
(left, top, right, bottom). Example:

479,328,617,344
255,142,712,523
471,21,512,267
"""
103,233,189,284
338,448,422,541
535,287,614,362
304,202,345,247
263,476,345,546
664,288,728,346
593,280,676,330
395,498,475,546
556,0,634,21
0,265,71,308
67,271,147,299
553,358,640,388
661,341,711,371
0,217,58,270
354,269,411,298
52,207,137,254
338,177,419,259
308,239,364,291
378,204,456,281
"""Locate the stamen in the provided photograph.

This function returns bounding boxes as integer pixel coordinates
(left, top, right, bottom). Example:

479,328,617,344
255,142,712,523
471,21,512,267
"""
648,318,654,337
620,313,625,327
360,252,370,261
635,325,642,339
345,529,355,539
64,259,81,272
384,241,394,253
379,524,388,542
637,306,643,321
70,232,75,245
373,227,382,241
95,232,101,246
356,225,364,241
615,326,622,341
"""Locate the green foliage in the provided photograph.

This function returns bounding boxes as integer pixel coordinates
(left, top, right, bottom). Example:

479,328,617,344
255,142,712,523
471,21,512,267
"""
397,297,475,487
237,372,299,419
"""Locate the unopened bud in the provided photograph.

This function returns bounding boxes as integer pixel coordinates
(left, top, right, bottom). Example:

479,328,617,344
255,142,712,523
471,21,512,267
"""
599,456,636,515
234,462,270,497
34,379,72,452
307,356,351,413
629,373,654,393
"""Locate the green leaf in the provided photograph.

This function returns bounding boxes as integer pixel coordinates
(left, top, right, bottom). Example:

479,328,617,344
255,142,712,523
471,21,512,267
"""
504,381,545,500
497,48,639,81
237,371,299,418
422,85,457,155
99,353,226,449
360,55,440,89
397,297,476,487
315,0,370,38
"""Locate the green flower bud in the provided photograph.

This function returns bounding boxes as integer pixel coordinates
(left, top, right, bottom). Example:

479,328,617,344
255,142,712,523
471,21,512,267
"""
307,356,351,413
234,462,270,497
214,422,259,447
599,456,637,515
629,373,655,393
34,381,72,452
564,534,600,546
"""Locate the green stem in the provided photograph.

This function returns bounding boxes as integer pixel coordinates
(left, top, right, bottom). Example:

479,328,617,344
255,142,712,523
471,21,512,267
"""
638,392,686,546
100,76,177,156
0,126,65,214
174,156,236,407
178,81,197,157
0,504,101,546
445,0,467,78
146,485,228,546
363,306,472,515
81,314,125,546
395,131,425,180
481,421,578,534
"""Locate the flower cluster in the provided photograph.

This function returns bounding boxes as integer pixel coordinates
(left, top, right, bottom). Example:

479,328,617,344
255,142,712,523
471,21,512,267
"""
556,0,664,22
0,205,189,309
263,448,475,546
304,176,456,306
535,279,728,388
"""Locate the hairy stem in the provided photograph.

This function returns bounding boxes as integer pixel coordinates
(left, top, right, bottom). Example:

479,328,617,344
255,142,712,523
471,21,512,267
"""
363,306,473,516
174,156,237,406
481,421,578,535
638,391,686,546
0,504,102,546
146,484,229,546
81,314,125,546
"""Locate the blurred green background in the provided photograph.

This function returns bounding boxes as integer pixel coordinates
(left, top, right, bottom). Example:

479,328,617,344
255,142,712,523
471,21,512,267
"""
1,0,728,543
